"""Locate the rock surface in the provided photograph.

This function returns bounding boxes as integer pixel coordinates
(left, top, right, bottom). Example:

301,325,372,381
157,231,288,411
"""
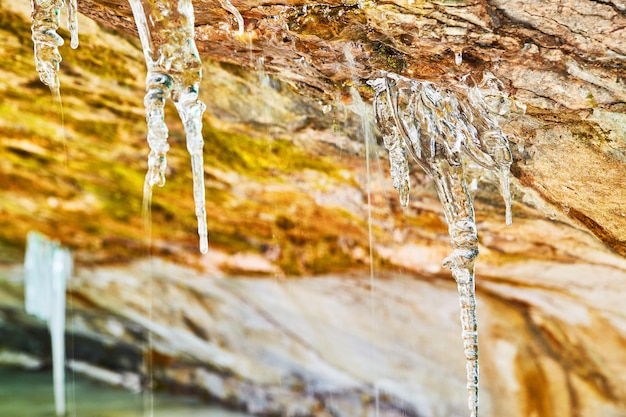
2,244,626,417
0,1,625,417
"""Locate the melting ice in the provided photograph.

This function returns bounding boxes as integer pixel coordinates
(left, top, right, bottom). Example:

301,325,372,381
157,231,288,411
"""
24,232,73,417
129,0,209,253
31,0,79,94
369,71,515,417
30,0,250,252
455,51,463,66
218,0,244,36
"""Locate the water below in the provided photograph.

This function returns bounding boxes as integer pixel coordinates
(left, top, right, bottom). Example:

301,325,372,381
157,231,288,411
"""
0,367,253,417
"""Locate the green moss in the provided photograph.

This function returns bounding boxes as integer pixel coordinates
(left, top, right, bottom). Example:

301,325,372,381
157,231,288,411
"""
304,241,358,275
586,92,597,108
65,116,122,141
0,8,375,272
202,125,337,178
288,4,366,41
58,31,138,82
0,101,65,140
0,9,34,47
0,232,26,263
204,231,258,254
371,41,407,73
571,121,611,145
358,83,376,97
101,178,143,220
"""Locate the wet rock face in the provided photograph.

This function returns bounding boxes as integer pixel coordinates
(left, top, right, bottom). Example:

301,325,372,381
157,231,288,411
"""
74,0,626,254
76,0,626,96
0,2,626,417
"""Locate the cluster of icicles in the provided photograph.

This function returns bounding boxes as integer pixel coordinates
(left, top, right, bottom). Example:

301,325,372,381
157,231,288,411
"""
369,71,516,417
30,0,244,254
31,2,518,416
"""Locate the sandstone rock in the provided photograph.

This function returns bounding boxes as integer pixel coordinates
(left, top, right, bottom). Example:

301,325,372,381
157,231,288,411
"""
0,1,625,417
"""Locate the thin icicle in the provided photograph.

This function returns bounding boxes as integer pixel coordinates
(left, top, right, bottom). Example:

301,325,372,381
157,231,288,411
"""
129,0,209,254
177,88,209,254
455,50,463,66
218,0,244,36
67,0,79,49
370,78,411,206
369,71,516,417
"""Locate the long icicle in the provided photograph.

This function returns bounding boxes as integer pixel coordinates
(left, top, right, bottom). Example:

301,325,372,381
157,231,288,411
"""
129,0,208,253
369,72,515,417
433,160,480,417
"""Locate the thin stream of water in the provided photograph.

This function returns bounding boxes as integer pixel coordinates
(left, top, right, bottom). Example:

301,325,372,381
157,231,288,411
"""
345,44,383,416
141,175,155,417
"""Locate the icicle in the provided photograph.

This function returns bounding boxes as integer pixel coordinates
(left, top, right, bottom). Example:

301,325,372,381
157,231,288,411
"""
217,0,244,36
129,0,208,253
455,50,463,66
24,232,73,417
67,0,79,49
466,72,514,225
369,71,516,417
31,0,65,94
369,78,411,206
31,0,80,94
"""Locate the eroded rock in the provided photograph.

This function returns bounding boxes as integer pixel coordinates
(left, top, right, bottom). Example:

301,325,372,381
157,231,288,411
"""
0,1,625,417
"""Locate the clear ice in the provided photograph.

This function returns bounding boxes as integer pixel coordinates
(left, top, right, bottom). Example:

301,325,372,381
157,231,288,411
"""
369,72,514,417
24,232,73,417
217,0,244,36
67,0,79,49
455,51,463,66
31,0,79,94
129,0,209,254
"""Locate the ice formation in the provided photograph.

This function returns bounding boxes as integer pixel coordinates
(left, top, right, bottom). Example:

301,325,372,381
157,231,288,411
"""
369,71,514,417
129,0,208,253
28,0,248,253
67,0,79,49
217,0,244,36
455,51,463,66
24,232,73,417
31,0,79,94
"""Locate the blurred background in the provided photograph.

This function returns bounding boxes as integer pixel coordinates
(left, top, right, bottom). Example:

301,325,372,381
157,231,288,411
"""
1,1,626,416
